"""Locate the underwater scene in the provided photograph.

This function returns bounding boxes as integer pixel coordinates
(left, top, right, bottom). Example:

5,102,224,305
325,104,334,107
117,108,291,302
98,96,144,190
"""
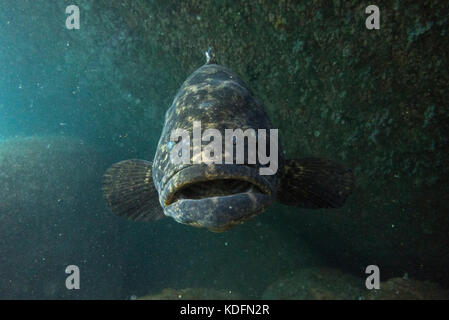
0,0,448,300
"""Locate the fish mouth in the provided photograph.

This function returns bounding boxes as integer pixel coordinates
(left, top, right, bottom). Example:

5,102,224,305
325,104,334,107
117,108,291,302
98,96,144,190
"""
161,164,274,232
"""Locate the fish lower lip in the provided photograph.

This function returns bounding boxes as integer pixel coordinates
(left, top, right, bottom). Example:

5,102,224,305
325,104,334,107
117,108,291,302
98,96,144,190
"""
160,164,275,231
161,164,273,207
164,191,273,232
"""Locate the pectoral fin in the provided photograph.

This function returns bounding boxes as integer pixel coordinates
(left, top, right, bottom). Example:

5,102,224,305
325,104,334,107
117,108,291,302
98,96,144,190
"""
102,159,165,221
277,157,355,208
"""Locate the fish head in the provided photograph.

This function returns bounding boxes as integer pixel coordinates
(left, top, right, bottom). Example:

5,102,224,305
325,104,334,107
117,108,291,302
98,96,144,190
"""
152,64,281,232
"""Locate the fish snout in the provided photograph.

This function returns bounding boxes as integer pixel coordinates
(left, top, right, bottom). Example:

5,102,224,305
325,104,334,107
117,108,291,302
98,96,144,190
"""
161,164,275,231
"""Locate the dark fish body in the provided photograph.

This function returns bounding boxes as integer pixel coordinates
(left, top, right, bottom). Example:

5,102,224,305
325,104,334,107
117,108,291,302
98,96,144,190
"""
152,63,281,231
102,50,355,232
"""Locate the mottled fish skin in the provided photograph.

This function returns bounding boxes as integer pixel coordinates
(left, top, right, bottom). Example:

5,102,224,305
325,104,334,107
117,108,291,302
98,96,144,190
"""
152,63,283,231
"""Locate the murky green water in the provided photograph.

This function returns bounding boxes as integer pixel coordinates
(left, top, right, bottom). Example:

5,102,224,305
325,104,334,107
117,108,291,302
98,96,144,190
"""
0,1,448,300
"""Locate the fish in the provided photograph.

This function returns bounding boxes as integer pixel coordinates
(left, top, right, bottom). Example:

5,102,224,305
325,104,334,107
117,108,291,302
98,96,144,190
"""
102,48,355,232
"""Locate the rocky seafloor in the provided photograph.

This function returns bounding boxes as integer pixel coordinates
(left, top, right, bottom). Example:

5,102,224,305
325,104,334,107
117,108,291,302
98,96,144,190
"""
139,267,449,300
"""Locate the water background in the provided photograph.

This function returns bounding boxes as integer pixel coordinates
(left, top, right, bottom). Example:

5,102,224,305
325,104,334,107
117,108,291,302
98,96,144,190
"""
1,0,448,299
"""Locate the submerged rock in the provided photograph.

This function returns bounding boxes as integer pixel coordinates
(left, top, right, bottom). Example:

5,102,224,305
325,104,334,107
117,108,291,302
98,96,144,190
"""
262,267,365,300
262,267,449,300
138,287,242,300
366,278,449,300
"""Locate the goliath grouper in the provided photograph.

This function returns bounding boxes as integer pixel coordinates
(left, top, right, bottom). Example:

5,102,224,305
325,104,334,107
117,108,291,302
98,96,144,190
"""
102,49,355,232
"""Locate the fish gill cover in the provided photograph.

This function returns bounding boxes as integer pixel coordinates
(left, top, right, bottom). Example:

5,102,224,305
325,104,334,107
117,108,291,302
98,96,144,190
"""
0,0,448,300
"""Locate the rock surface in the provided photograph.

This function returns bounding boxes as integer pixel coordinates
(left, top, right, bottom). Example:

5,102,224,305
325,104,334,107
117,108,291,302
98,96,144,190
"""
263,267,449,300
366,277,449,300
262,267,365,300
138,287,242,300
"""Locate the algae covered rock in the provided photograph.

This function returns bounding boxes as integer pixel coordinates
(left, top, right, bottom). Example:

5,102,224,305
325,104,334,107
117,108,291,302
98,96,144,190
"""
262,267,365,300
366,278,449,300
138,287,242,300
